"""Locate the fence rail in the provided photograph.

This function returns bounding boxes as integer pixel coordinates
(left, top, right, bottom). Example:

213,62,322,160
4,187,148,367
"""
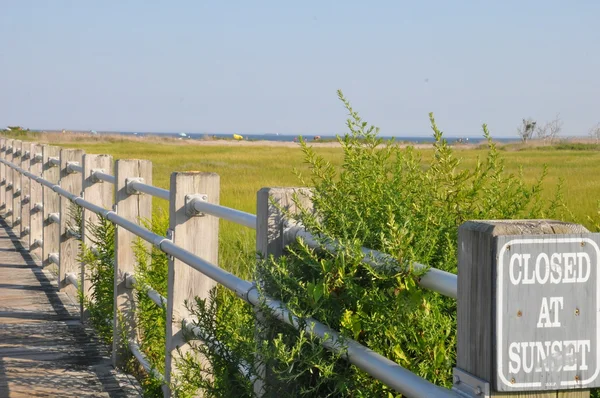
2,136,588,398
0,138,464,398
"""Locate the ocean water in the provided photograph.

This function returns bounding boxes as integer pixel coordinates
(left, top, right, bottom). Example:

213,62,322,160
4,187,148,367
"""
118,131,519,144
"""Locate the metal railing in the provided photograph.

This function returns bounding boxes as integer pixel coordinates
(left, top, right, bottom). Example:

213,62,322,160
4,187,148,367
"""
0,145,461,398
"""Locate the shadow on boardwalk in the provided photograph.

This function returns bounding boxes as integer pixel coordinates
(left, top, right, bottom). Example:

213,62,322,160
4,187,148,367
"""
0,218,141,397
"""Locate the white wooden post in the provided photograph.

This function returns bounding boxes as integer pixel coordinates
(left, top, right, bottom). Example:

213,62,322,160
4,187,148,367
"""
164,172,219,397
113,159,152,368
456,220,591,398
11,140,22,229
58,149,85,300
20,142,32,240
42,145,61,270
81,154,113,317
0,138,5,213
255,187,312,395
29,143,44,261
4,139,14,222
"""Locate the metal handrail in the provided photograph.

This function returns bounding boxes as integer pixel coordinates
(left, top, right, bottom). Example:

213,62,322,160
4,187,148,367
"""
127,179,169,200
92,170,115,184
48,213,60,224
65,273,79,289
188,196,256,229
285,224,458,299
49,157,60,167
0,156,460,397
128,340,165,382
48,253,59,265
126,274,167,307
66,162,82,174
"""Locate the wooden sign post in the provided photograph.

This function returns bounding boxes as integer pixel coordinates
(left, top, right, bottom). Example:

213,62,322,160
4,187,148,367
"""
456,220,594,398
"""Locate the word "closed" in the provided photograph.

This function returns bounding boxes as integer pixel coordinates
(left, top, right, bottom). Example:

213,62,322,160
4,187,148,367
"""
509,252,591,285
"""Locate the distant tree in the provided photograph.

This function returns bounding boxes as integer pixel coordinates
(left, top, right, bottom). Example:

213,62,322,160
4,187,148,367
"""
590,123,600,144
517,118,537,143
536,114,563,143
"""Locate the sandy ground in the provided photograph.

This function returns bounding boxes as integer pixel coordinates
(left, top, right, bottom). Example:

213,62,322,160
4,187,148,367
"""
23,132,598,150
34,132,481,149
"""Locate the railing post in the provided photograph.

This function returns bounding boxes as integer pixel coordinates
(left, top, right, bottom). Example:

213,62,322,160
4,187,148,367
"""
255,187,312,395
164,172,219,397
20,142,32,240
42,145,61,270
11,140,22,229
4,139,14,222
58,149,85,300
29,143,44,261
456,220,593,397
81,154,113,318
113,159,152,368
0,137,5,212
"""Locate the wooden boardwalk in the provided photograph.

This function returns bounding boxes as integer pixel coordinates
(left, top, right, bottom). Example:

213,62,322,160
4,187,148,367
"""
0,218,141,397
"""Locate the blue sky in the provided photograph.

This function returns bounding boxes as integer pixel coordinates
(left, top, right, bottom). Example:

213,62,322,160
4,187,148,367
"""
1,1,598,137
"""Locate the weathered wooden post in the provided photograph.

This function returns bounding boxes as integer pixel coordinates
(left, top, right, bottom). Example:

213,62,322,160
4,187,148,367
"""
455,220,595,398
42,145,61,270
20,142,32,240
164,172,219,397
58,149,85,299
11,140,22,229
0,138,5,213
29,143,44,261
255,187,312,395
4,139,14,222
81,154,113,317
113,159,152,368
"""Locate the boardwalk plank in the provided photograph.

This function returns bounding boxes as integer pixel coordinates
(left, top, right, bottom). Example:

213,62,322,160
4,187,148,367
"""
0,218,141,397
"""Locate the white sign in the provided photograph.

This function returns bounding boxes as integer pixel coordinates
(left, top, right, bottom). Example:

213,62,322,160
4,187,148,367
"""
496,236,600,391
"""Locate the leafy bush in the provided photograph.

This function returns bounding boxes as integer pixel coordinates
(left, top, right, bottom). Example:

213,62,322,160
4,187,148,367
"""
80,215,115,344
185,90,569,397
76,91,582,396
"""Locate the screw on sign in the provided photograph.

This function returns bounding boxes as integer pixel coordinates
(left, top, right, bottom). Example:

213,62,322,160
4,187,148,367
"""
496,235,600,391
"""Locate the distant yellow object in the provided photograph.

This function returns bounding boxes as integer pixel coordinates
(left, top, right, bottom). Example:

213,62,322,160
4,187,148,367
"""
233,134,244,141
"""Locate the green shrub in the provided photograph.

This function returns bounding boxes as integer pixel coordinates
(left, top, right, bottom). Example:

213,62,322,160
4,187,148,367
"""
184,90,569,397
80,215,115,344
76,91,589,396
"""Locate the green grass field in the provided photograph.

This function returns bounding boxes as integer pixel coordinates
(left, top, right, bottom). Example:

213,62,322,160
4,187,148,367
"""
7,134,600,278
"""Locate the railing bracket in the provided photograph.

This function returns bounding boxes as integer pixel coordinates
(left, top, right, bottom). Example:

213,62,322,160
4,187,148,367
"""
65,228,80,240
48,213,60,224
91,168,105,183
48,157,60,167
451,368,490,398
66,161,80,174
185,194,208,217
125,272,135,289
126,177,144,195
